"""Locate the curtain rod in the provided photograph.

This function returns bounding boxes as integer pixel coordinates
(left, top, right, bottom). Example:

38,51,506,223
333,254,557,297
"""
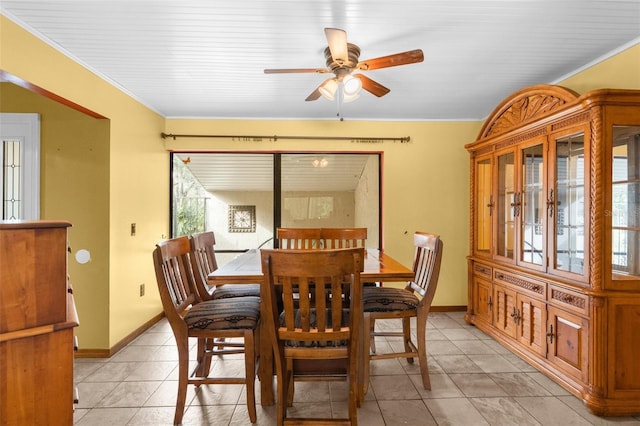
161,132,410,143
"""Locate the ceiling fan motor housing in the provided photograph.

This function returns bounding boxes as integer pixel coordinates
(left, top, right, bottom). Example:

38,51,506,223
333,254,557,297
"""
324,43,361,71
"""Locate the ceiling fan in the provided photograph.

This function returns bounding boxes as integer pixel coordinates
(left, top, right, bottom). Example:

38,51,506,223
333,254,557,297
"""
264,28,424,102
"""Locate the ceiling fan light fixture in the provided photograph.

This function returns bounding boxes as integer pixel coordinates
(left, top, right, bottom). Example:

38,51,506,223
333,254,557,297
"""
342,74,362,96
319,78,338,100
342,91,360,103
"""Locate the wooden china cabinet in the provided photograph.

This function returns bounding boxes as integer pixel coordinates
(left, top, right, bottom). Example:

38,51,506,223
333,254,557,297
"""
0,221,79,425
465,85,640,416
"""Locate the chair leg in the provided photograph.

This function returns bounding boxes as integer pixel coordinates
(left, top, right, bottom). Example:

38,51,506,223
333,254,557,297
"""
174,340,190,425
369,318,376,354
360,313,372,403
276,358,287,426
286,358,294,406
348,356,358,425
416,312,431,390
244,330,257,423
403,317,414,364
195,338,206,377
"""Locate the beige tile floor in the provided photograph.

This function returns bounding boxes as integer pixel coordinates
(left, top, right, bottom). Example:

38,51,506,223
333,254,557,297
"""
73,311,640,425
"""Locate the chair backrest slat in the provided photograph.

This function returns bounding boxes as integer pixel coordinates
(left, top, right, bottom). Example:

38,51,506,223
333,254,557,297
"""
153,236,200,317
189,231,219,299
277,227,322,249
409,232,443,303
261,248,363,345
321,228,367,249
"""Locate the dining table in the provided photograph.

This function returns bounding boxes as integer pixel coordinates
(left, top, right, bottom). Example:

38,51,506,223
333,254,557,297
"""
207,247,414,406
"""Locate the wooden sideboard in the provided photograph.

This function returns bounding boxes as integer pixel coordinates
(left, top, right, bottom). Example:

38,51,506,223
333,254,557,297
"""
465,85,640,416
0,220,79,425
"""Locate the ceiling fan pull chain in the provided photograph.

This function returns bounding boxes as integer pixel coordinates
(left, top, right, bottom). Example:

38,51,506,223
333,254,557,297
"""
337,88,344,121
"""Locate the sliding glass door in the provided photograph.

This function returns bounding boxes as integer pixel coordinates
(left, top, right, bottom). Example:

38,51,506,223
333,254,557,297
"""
171,152,380,264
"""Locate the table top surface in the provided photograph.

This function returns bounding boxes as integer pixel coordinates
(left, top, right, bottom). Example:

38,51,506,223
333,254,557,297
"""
208,248,414,284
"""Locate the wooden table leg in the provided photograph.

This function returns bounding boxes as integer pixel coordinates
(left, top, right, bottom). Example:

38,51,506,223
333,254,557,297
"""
259,307,274,405
357,313,366,405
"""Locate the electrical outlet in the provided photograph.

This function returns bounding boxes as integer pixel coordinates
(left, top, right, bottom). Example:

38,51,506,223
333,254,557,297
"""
131,223,136,236
139,283,145,297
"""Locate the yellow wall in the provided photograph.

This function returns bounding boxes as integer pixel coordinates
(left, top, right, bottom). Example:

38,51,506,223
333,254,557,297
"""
1,15,167,350
559,43,640,91
0,83,110,348
163,119,478,305
1,10,639,352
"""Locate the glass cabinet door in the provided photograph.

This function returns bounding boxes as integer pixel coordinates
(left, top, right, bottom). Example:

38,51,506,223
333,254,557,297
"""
520,143,545,267
553,133,586,275
497,151,515,261
475,156,492,257
611,125,640,278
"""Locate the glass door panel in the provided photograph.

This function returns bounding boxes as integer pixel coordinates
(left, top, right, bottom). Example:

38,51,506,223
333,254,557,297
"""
612,126,640,277
521,144,545,266
554,134,585,275
172,152,275,265
281,153,380,249
475,157,492,256
497,151,515,260
170,152,382,265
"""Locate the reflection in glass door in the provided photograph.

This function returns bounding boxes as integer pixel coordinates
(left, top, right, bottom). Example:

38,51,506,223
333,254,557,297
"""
521,144,545,266
475,157,492,256
281,153,380,249
554,133,585,275
497,151,515,260
171,152,381,265
612,126,640,277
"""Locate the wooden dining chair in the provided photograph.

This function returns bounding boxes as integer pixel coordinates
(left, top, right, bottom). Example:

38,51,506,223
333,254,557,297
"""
152,236,260,425
276,227,323,249
189,231,261,357
260,247,364,426
189,231,261,300
361,232,443,399
321,228,367,249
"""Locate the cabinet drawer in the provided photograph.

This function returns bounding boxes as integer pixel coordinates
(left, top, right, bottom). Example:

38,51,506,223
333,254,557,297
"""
473,262,492,279
0,226,68,333
494,269,546,300
548,285,589,317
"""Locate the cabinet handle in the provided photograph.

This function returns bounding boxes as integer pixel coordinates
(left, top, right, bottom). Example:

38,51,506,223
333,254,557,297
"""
546,324,554,344
510,307,521,325
487,195,494,216
547,189,555,217
511,192,521,216
487,295,493,309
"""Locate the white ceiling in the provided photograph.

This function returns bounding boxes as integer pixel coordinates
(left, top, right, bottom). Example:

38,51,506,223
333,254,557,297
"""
2,1,639,122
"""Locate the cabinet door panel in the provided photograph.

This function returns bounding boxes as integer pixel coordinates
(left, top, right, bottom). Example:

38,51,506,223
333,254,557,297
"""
517,295,546,356
611,125,640,282
474,156,493,258
496,150,516,262
549,129,589,281
519,142,546,271
473,276,493,326
547,306,588,382
493,284,517,337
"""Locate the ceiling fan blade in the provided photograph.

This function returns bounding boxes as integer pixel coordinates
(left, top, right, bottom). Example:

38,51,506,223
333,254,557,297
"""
264,68,329,74
324,28,348,63
357,74,390,97
357,49,424,71
305,85,322,102
305,87,322,101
